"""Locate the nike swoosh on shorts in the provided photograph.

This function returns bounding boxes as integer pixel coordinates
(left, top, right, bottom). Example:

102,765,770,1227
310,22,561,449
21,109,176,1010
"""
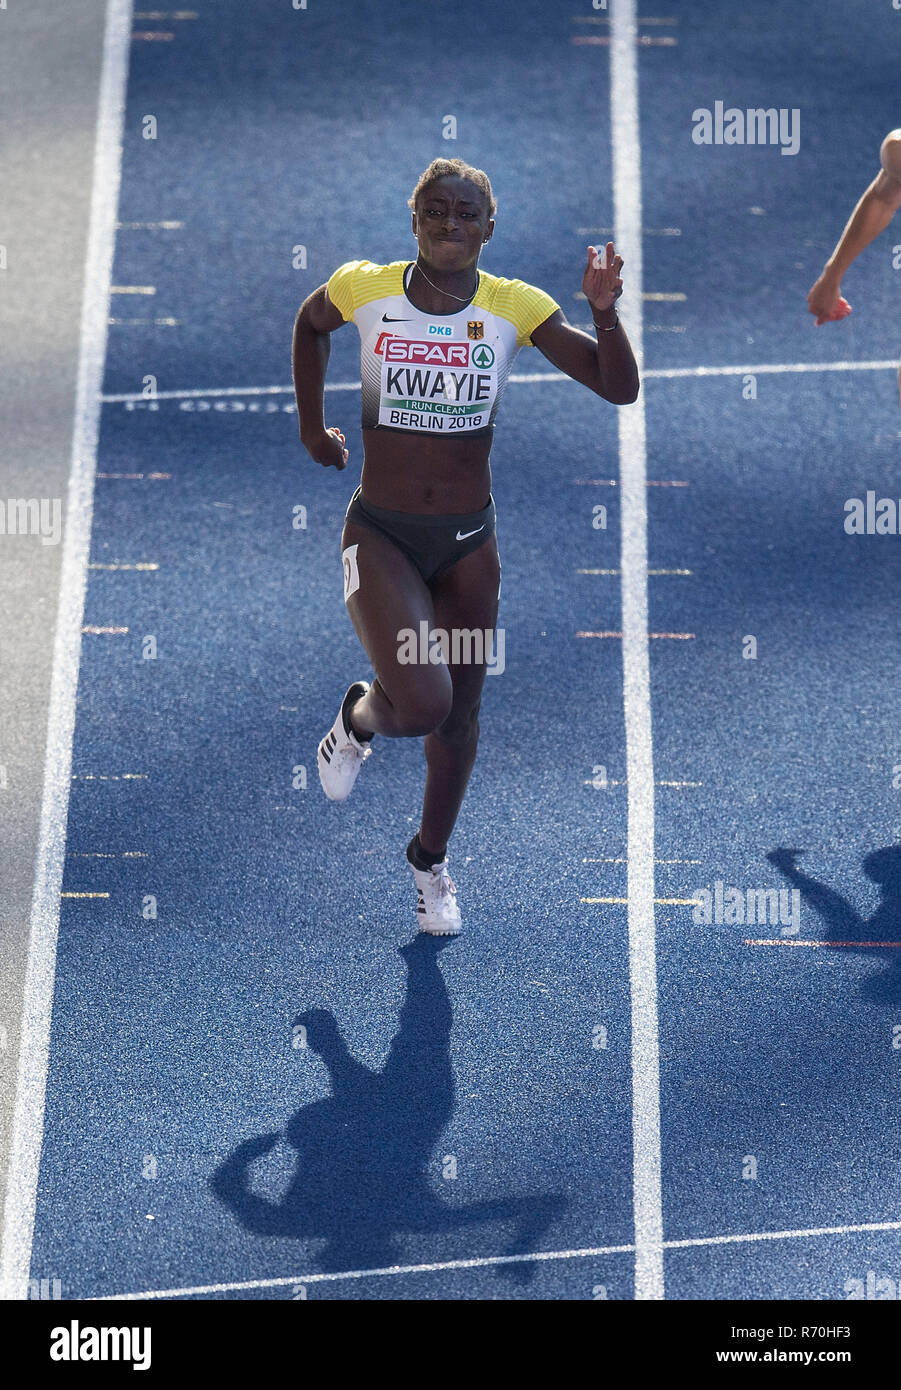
456,525,485,541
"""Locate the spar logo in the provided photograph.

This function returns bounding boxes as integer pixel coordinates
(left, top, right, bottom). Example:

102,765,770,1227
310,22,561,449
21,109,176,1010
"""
373,336,497,370
374,335,471,365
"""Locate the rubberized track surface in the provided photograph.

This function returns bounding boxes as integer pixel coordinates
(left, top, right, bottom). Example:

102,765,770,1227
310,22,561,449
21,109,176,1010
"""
12,0,901,1300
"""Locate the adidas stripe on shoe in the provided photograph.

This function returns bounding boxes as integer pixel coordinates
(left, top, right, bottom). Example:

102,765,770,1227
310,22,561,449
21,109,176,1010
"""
410,857,462,936
317,681,373,802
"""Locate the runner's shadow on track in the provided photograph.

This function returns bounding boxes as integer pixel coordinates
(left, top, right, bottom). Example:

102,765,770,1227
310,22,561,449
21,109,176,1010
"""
768,847,901,1004
210,934,566,1283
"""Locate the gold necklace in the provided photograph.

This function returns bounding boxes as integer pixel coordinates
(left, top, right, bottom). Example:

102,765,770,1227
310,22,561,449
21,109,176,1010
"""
412,260,478,304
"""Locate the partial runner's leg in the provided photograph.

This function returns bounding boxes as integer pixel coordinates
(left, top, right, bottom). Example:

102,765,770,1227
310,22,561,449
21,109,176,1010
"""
340,517,453,739
417,536,501,857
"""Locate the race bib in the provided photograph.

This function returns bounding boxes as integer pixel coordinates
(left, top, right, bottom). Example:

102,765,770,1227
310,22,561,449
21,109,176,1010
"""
374,334,496,433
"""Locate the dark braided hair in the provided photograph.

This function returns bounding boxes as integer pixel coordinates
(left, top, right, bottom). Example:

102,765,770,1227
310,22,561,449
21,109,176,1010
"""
408,158,497,217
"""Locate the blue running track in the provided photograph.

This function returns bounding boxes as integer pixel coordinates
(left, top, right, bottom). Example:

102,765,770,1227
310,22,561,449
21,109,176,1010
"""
17,0,901,1299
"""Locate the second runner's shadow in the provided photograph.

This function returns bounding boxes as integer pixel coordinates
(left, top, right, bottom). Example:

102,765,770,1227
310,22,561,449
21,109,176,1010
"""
768,846,901,1004
211,934,566,1282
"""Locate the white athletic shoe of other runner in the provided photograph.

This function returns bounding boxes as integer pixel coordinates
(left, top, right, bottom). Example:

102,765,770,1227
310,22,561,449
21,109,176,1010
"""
317,681,372,802
410,858,462,936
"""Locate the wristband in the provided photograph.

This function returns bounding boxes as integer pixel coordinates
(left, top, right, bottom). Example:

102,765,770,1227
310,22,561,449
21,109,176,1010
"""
592,310,619,332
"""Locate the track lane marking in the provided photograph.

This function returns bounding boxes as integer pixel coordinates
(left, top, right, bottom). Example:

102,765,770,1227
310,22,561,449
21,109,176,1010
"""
70,774,147,782
574,478,689,486
745,939,901,948
610,0,664,1302
0,0,134,1305
582,858,703,864
67,851,147,858
582,898,703,905
98,359,901,403
572,36,678,46
88,1217,901,1300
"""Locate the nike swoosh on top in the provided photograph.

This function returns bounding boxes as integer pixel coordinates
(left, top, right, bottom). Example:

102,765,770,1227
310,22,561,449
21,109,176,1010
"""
381,314,411,322
456,526,485,541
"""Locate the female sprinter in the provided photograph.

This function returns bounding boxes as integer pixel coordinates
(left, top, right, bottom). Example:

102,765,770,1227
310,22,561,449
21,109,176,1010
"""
292,158,639,935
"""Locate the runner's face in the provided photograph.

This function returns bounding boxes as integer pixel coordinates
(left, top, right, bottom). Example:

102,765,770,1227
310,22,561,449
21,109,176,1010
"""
413,177,493,271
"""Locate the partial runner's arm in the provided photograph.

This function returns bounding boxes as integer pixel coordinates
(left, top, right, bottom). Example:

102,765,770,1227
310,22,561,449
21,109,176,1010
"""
531,243,639,405
293,284,350,467
807,130,901,325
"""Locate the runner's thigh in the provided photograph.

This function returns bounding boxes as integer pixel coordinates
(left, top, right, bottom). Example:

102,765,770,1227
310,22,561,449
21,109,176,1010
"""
340,517,452,715
429,535,501,719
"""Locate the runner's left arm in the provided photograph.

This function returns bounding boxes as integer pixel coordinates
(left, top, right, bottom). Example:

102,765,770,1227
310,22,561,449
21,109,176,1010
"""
530,242,639,405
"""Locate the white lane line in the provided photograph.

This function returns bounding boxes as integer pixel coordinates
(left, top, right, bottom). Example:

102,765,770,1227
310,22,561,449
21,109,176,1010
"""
102,383,348,401
745,939,901,948
666,1219,901,1251
574,478,688,486
582,858,703,864
576,227,681,236
0,0,133,1305
577,568,692,575
647,359,899,378
90,1243,641,1298
582,897,701,905
89,1216,901,1300
572,35,678,46
574,290,685,301
580,779,699,787
70,774,147,781
67,851,147,858
98,359,900,404
574,15,678,24
611,0,664,1303
102,384,312,401
115,220,183,229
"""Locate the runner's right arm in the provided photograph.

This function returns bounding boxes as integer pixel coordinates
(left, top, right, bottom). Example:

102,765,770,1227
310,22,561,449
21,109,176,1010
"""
293,285,350,467
807,130,901,325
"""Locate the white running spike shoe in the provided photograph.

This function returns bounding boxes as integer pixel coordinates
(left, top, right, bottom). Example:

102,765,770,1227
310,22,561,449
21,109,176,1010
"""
317,681,373,802
411,857,462,936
